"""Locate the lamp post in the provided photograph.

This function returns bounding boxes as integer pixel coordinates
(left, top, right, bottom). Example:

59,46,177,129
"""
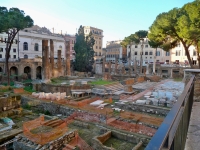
140,38,144,74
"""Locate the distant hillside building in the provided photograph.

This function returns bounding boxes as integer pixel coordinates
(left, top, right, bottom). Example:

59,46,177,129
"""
83,26,103,61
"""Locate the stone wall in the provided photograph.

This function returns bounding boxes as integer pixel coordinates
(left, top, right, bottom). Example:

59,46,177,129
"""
40,83,91,95
97,131,111,144
13,130,77,150
115,102,170,117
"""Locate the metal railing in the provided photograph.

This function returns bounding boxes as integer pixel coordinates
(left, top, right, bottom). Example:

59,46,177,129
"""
145,75,195,150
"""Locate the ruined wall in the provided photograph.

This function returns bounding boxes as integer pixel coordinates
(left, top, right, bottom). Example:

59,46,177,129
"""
115,102,170,117
13,130,77,150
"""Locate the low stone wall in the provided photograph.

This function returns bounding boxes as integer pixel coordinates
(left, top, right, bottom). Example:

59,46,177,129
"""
115,102,170,117
92,128,149,150
137,76,145,83
124,78,135,85
39,83,91,95
97,131,111,144
13,130,77,150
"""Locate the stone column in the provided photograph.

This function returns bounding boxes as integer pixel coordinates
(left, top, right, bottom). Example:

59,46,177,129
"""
184,69,200,101
57,50,62,72
115,57,118,75
31,65,36,79
146,63,149,74
102,57,105,75
108,61,111,74
134,58,137,75
42,40,49,81
50,39,54,78
65,41,71,76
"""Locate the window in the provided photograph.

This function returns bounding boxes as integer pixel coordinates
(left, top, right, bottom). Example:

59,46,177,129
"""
96,46,98,49
145,52,148,55
193,50,197,56
99,38,101,40
177,43,180,47
166,51,170,56
72,47,74,50
24,54,28,59
149,51,153,55
23,42,28,50
156,51,160,56
0,48,3,52
99,32,101,35
34,43,39,51
0,54,2,58
99,46,101,49
99,52,101,56
176,50,181,56
0,37,3,43
13,48,16,52
135,45,138,48
135,52,137,55
145,45,148,48
13,55,16,59
72,40,73,44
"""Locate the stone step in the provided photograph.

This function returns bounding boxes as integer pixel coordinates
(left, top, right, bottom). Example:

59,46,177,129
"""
43,119,64,127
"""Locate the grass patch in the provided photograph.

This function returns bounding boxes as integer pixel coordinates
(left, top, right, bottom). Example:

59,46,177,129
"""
23,79,32,83
89,79,115,85
24,84,36,92
174,78,183,82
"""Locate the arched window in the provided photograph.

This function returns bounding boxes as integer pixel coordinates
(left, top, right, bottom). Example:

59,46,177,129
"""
23,42,28,50
59,45,62,48
24,54,28,59
34,43,39,51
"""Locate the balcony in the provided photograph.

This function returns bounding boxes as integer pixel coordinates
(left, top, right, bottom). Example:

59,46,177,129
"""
145,69,200,150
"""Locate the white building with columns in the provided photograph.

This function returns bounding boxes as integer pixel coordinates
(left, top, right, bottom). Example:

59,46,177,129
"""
19,25,65,60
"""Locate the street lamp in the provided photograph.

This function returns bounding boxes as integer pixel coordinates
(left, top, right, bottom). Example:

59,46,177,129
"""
140,38,144,74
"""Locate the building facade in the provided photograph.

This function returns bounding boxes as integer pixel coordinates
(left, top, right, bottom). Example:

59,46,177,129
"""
127,38,198,66
19,25,65,59
64,34,76,61
0,32,19,60
106,40,123,62
83,26,103,61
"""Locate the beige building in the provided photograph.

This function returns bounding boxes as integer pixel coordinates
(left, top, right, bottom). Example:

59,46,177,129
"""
83,26,103,61
127,38,198,66
106,40,123,62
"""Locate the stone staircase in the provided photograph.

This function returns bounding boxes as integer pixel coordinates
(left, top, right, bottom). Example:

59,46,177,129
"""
43,118,65,128
104,82,124,93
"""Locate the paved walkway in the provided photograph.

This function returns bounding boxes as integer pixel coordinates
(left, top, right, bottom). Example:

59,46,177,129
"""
185,102,200,150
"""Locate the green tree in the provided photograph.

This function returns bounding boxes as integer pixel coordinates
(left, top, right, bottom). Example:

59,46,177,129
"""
183,0,200,68
121,30,148,74
0,7,33,85
74,25,95,72
148,5,199,68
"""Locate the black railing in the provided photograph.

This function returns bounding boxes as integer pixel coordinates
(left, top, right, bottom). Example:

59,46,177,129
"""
145,75,195,150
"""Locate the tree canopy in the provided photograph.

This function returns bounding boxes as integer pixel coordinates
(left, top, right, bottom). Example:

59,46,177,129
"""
74,25,95,72
121,30,148,48
148,0,200,68
0,7,33,84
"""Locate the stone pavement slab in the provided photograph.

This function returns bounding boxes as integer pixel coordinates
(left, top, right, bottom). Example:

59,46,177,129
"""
185,102,200,150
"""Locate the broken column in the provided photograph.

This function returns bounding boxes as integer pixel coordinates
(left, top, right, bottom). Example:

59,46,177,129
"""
50,39,54,77
115,57,118,75
42,40,50,81
65,40,71,76
102,57,105,75
57,50,62,72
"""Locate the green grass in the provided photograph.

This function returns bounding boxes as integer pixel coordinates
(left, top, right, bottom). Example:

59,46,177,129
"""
174,78,183,82
89,80,115,85
23,79,32,83
24,85,36,92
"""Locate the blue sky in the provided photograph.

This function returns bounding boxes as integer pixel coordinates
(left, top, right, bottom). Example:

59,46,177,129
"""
1,0,194,47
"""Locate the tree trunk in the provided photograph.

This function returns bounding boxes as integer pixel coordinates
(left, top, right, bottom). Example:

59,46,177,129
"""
153,48,157,74
181,41,193,68
5,53,10,85
196,44,200,69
